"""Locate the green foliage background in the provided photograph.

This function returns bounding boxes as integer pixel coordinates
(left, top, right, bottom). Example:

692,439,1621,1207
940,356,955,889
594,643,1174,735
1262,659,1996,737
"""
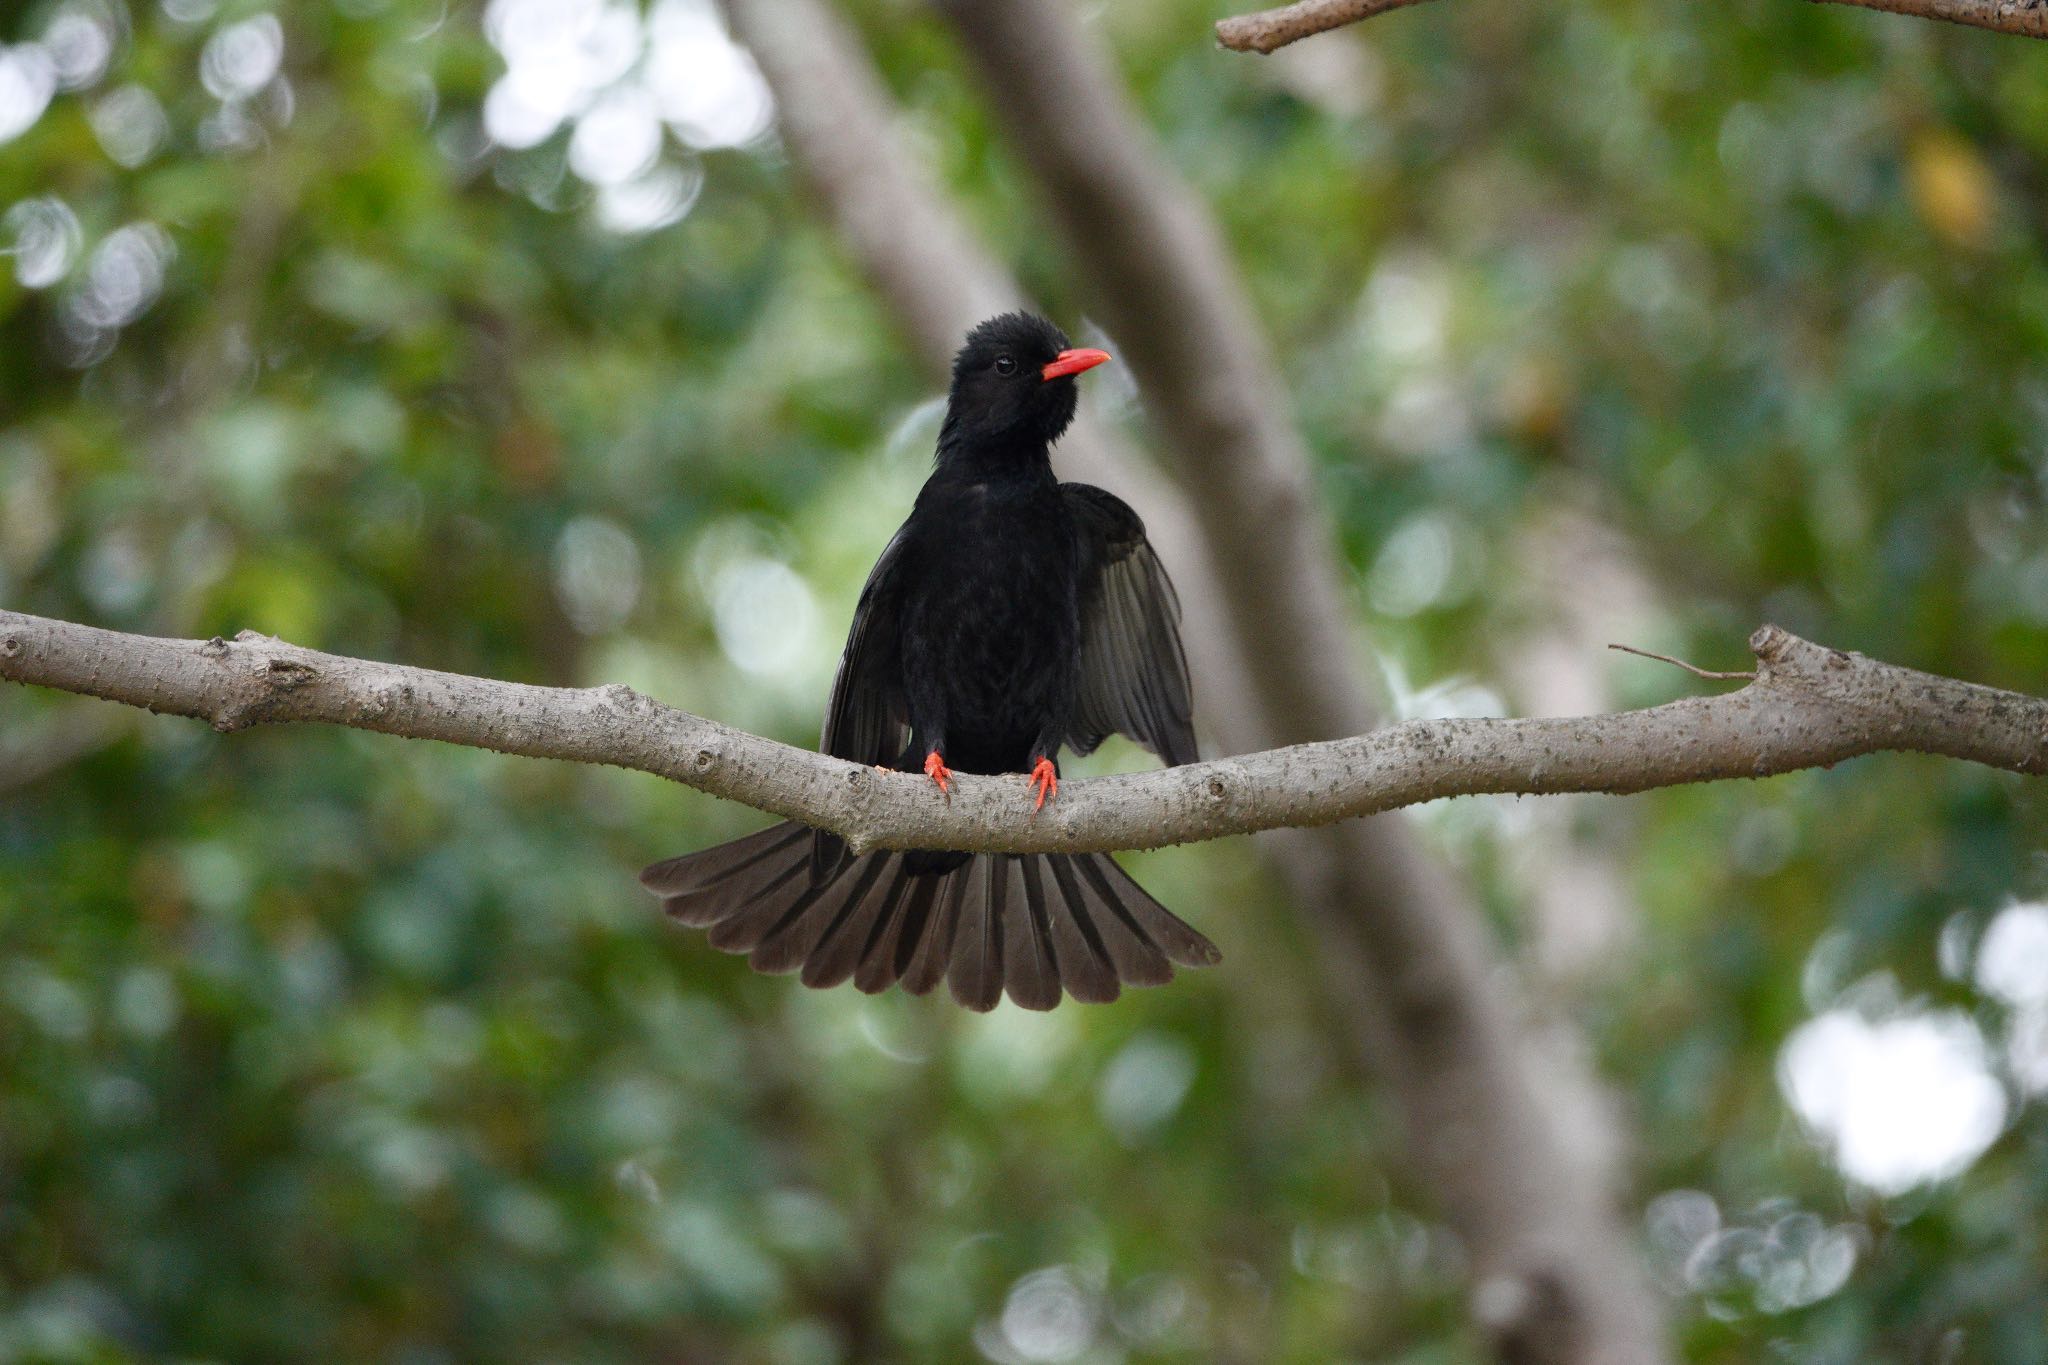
3,0,2046,1360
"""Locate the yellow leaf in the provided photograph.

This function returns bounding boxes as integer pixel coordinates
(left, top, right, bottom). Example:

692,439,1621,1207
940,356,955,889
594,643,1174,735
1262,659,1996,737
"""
1909,130,1995,249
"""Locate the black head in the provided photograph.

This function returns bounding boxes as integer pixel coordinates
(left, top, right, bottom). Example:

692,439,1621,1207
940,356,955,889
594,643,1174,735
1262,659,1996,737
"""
938,312,1111,456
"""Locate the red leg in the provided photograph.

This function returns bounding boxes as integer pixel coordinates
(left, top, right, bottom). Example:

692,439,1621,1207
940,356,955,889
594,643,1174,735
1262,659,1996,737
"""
1027,756,1058,810
923,750,952,794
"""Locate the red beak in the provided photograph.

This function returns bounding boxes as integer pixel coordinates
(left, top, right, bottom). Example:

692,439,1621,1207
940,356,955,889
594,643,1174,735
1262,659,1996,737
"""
1041,347,1111,382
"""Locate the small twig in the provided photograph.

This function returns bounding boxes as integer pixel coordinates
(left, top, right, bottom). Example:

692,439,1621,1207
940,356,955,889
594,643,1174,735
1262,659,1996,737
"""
1606,642,1757,682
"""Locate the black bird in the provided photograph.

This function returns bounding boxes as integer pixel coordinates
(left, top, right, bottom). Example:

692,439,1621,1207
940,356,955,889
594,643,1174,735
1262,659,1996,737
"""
641,313,1218,1011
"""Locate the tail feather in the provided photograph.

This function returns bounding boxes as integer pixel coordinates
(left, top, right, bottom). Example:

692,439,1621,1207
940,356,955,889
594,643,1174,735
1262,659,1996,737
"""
1078,852,1222,969
947,857,1003,1012
752,851,889,976
853,868,940,995
899,869,970,998
802,852,907,989
640,822,808,914
1045,856,1147,998
1068,857,1177,984
641,823,1218,1011
702,862,820,956
1003,857,1061,1011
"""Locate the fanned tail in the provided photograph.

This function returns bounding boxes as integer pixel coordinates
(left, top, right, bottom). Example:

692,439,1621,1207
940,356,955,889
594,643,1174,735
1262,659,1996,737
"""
639,824,1219,1011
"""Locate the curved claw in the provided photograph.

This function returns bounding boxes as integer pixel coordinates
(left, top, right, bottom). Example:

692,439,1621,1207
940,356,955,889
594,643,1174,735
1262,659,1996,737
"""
923,750,952,795
1028,757,1058,811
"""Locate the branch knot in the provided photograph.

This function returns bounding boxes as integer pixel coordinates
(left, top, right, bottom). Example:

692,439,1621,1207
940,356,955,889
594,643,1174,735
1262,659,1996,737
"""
208,643,318,732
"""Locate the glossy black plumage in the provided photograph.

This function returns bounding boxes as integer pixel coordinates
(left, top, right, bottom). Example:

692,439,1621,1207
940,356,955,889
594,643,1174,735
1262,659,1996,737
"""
641,313,1218,1010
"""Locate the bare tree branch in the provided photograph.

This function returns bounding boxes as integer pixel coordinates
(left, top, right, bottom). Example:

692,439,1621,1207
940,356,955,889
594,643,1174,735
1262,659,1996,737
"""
1216,0,1440,53
1810,0,2048,37
1214,0,2048,51
8,610,2042,850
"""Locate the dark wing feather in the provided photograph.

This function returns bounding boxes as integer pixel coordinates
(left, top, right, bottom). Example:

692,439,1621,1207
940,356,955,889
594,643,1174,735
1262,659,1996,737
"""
819,526,912,765
812,526,914,878
1062,484,1197,767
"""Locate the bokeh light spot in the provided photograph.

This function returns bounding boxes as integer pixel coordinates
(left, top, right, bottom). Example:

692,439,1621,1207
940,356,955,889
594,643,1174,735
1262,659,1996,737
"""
1780,996,2007,1196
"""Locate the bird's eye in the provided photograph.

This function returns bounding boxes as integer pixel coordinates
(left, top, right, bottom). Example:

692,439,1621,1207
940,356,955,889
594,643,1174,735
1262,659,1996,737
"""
993,355,1017,375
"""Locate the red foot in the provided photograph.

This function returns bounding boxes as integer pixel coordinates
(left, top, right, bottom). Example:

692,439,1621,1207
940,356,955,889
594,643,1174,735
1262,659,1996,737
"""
1028,757,1058,810
924,750,952,795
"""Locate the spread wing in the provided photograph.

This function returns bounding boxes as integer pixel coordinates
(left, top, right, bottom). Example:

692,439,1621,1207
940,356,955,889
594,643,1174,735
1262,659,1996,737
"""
1063,484,1197,767
812,526,914,878
820,526,912,767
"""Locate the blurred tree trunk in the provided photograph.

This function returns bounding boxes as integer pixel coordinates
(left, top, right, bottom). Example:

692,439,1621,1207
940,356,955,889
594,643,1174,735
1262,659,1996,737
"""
725,0,1671,1359
1498,501,1665,993
933,5,1672,1360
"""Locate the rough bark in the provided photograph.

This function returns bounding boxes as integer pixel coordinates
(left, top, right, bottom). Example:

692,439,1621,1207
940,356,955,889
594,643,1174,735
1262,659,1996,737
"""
1215,0,2048,52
